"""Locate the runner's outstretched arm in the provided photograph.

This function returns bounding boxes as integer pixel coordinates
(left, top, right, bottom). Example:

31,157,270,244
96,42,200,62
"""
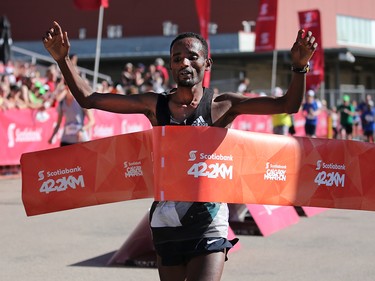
43,21,157,117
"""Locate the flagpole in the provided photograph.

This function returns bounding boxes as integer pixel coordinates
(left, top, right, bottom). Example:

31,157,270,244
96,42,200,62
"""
271,49,277,93
93,5,104,91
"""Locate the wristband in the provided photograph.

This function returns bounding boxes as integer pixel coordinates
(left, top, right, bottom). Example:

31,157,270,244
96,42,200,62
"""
291,62,310,74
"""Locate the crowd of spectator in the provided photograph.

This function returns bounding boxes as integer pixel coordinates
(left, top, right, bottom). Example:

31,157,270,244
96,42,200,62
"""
239,80,375,143
118,57,171,95
0,59,66,111
298,89,375,143
0,56,172,112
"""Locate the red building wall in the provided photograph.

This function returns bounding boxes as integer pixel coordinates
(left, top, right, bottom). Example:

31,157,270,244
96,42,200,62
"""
1,0,375,49
276,0,375,49
0,0,259,41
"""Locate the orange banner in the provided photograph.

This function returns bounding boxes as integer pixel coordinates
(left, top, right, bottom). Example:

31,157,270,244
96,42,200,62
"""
153,126,375,211
21,130,154,216
22,126,375,216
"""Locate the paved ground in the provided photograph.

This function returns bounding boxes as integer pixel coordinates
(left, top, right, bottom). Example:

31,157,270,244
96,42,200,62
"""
1,177,375,281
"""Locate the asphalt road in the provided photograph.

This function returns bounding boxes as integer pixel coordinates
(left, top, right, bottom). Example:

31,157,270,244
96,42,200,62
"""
1,177,375,281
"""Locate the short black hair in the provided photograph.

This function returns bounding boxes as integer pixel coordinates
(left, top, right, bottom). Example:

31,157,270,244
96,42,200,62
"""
170,32,209,58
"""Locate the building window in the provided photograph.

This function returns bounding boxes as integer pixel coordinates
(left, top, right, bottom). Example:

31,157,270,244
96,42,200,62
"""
107,25,123,38
337,15,374,47
78,28,86,39
163,21,178,36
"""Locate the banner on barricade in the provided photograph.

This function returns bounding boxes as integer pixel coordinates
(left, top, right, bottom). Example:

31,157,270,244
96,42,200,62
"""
245,204,300,236
0,108,59,165
22,126,365,217
1,108,328,166
228,203,300,236
0,108,152,166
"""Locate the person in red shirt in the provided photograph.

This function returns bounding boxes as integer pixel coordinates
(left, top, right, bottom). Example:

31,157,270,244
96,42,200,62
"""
155,57,169,89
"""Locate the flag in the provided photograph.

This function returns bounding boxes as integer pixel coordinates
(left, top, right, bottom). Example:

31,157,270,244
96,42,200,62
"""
255,0,278,52
73,0,109,89
73,0,108,10
195,0,211,88
298,10,324,91
195,0,210,39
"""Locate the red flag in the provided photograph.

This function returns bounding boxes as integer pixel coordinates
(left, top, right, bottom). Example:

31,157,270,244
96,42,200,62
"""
73,0,108,10
255,0,278,52
195,0,211,88
298,10,324,91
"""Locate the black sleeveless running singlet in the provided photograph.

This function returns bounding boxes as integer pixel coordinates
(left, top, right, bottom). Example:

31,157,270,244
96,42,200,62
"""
150,88,230,244
155,87,213,126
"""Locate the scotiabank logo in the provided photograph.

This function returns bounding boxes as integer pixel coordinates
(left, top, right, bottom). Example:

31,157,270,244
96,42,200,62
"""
37,166,85,194
188,150,197,161
8,123,43,147
303,11,319,25
123,161,143,178
260,32,270,45
316,160,345,171
314,160,345,188
188,150,234,162
186,150,233,180
260,3,268,16
264,162,287,181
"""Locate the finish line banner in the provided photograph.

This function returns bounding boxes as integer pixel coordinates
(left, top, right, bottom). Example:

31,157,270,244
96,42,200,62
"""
22,126,375,216
21,130,154,216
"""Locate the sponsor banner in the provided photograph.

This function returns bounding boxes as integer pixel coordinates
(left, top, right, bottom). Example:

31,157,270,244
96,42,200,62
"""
298,10,325,91
154,126,375,211
232,114,273,133
255,0,278,52
21,130,154,216
246,204,300,236
23,125,352,217
91,111,152,140
153,126,300,203
300,206,327,217
195,0,211,87
0,109,151,166
0,108,59,165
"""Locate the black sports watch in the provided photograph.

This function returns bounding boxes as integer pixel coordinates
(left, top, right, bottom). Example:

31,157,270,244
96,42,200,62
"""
291,62,310,74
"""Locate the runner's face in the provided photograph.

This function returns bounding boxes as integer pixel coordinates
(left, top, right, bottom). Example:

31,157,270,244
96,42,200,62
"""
170,38,207,87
